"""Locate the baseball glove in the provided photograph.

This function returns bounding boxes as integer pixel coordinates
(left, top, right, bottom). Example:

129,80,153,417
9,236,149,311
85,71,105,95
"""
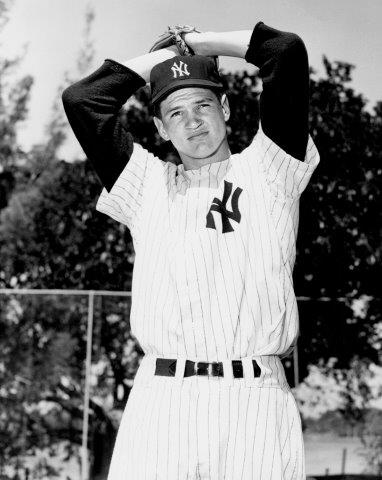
149,24,201,56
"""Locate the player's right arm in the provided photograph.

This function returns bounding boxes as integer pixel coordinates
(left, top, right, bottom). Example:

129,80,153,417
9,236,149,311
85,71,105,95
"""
62,47,178,192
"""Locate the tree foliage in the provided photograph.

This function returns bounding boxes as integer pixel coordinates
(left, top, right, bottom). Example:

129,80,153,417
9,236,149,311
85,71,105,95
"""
0,57,33,209
295,57,382,373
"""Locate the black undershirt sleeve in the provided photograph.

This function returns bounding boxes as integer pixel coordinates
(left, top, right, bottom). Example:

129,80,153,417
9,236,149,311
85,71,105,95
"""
245,22,309,161
62,60,145,192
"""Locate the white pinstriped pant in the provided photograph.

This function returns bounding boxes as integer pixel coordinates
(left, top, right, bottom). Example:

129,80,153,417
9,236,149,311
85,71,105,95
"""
107,355,305,480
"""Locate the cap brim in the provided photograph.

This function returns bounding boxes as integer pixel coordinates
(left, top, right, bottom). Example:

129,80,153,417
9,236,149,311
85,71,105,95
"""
151,79,224,105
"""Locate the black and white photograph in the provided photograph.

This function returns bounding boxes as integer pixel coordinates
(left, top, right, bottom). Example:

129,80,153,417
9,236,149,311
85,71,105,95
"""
0,0,381,479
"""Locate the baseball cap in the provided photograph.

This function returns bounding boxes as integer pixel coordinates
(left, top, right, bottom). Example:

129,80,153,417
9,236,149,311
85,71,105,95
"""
150,55,224,105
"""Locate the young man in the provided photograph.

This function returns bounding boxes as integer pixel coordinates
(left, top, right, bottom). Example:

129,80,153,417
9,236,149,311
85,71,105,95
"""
63,20,319,480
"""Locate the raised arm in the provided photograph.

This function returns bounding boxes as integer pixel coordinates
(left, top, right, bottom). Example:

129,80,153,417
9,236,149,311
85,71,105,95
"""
185,22,309,161
62,47,178,191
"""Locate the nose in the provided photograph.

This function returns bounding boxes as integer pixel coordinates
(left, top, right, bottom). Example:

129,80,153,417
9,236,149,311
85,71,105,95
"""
184,110,202,129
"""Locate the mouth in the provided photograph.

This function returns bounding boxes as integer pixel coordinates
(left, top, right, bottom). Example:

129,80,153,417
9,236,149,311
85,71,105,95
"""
188,131,209,141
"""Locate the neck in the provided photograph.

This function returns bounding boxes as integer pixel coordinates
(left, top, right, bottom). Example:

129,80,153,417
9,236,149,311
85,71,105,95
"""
180,137,231,171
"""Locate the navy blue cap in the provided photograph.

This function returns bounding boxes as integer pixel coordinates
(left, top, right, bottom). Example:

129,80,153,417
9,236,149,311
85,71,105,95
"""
150,55,223,105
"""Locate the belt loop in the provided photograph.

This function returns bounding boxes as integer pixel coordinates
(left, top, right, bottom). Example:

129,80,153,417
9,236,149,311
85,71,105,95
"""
174,358,186,386
221,359,234,387
242,357,257,387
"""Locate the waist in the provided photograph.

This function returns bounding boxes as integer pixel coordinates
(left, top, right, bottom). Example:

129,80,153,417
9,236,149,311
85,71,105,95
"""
133,354,289,389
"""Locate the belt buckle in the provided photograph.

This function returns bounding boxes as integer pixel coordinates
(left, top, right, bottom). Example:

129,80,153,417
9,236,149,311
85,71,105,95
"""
194,362,221,376
195,361,211,376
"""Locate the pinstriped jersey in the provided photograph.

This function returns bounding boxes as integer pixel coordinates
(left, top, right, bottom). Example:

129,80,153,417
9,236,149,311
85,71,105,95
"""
96,125,319,361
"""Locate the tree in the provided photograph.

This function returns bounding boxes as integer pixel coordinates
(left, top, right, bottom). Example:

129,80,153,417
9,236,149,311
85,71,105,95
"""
295,57,382,375
0,57,33,210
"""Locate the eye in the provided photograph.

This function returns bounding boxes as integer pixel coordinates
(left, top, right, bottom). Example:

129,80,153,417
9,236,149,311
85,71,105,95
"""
170,111,181,118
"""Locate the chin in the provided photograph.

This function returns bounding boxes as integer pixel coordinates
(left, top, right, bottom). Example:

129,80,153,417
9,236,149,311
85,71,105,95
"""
191,151,215,160
187,144,217,159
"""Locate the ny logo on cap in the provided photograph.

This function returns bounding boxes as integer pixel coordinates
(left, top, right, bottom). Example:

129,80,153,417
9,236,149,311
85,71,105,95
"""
171,61,190,79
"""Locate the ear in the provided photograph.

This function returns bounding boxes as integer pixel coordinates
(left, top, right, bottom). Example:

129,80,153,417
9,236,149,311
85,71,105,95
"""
220,94,230,122
153,116,170,141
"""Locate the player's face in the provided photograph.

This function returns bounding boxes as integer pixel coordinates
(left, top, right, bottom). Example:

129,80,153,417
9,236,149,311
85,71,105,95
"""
154,88,230,168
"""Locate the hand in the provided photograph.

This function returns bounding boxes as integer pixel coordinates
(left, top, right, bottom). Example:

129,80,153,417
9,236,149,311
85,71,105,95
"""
149,25,201,56
182,30,203,55
183,31,219,69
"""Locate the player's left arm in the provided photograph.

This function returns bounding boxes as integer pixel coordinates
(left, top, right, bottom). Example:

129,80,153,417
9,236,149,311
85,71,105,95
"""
185,24,309,162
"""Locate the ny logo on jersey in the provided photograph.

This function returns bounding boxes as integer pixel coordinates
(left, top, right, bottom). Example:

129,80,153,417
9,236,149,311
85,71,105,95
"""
171,60,190,78
206,181,243,233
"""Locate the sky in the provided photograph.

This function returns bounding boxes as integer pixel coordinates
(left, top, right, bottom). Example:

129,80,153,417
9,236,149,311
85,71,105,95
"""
1,0,381,159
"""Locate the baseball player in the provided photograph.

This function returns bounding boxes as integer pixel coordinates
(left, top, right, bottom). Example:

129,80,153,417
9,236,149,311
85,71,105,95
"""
63,20,319,480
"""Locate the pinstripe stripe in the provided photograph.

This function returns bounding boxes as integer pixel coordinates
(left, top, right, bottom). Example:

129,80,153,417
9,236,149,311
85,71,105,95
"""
214,231,236,339
239,387,252,480
259,387,272,477
174,280,189,357
191,245,209,359
230,385,241,479
185,383,192,478
139,181,164,355
269,391,278,479
165,384,173,478
222,234,244,355
233,155,264,353
206,230,229,357
251,188,275,331
217,385,222,479
207,379,212,479
194,388,201,477
147,218,167,355
142,385,159,479
199,241,220,359
151,383,167,479
222,386,231,479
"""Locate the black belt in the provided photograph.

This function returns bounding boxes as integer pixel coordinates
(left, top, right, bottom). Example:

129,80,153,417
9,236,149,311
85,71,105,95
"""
155,358,261,378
